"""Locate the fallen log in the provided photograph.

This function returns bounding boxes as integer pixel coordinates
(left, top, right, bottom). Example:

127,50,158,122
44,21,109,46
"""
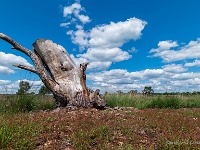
0,33,107,109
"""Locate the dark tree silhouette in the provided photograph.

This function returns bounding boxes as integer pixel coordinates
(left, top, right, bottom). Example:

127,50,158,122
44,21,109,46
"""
142,86,154,95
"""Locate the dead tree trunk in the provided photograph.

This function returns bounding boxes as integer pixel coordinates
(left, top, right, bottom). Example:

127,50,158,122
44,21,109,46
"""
0,33,107,109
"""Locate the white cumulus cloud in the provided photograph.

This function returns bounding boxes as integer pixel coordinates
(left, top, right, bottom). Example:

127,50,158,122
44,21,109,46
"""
61,2,147,71
86,67,200,93
0,66,14,75
63,3,81,17
0,52,32,68
79,47,131,62
87,61,112,70
89,18,147,48
67,29,89,50
184,59,200,67
0,80,11,85
67,18,146,70
150,38,200,62
0,79,43,94
63,2,91,24
162,64,187,73
0,52,33,75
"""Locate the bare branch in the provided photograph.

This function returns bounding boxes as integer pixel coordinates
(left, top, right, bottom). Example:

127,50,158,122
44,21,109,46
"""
0,33,57,92
80,62,89,97
13,64,38,74
0,33,33,56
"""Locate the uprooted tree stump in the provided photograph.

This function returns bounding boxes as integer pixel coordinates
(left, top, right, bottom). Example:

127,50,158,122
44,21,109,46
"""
0,33,107,109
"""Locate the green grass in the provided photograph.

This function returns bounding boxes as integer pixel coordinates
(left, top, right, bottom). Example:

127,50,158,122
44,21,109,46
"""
0,113,43,149
0,94,55,113
105,94,200,109
0,106,200,149
1,94,200,113
106,94,137,107
0,94,200,149
145,96,181,109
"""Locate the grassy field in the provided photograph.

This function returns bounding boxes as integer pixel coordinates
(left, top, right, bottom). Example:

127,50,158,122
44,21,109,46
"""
0,94,200,149
0,94,55,113
106,94,200,109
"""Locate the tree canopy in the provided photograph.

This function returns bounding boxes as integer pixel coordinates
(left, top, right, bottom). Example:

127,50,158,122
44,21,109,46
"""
38,85,51,95
142,86,154,95
16,81,31,95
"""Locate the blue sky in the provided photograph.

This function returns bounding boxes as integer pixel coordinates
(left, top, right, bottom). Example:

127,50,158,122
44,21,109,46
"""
1,0,200,93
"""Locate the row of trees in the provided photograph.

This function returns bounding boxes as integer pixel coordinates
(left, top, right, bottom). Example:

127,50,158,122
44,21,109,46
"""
16,81,51,95
17,81,155,96
114,86,154,96
18,82,200,97
114,86,200,96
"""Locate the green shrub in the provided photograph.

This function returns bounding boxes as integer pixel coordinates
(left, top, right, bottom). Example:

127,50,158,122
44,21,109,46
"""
17,95,36,112
2,95,36,113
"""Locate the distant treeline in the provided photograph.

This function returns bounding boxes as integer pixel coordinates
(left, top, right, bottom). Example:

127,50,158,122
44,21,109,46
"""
154,91,200,96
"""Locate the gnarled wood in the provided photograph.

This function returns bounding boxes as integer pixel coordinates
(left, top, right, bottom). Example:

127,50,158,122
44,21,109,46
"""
0,33,107,109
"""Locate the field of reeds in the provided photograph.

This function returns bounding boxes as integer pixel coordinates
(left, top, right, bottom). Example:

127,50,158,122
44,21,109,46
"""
0,94,200,149
106,94,200,109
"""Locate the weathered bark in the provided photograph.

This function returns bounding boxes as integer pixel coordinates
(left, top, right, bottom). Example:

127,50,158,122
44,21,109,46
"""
0,33,107,109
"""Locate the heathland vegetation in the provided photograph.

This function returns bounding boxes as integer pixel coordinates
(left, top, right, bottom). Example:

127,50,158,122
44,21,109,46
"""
0,83,200,149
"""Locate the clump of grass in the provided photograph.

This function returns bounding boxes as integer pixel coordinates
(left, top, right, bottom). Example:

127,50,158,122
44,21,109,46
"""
0,122,13,148
17,94,36,112
0,94,56,113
